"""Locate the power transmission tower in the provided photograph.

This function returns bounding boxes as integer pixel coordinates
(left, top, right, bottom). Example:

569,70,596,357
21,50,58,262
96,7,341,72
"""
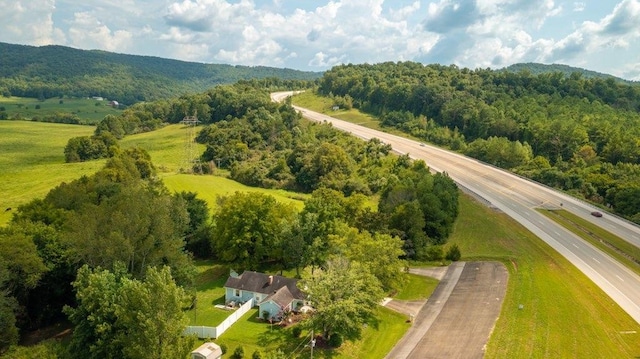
180,113,201,173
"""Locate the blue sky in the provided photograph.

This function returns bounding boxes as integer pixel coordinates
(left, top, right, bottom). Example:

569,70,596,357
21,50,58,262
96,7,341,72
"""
1,1,639,80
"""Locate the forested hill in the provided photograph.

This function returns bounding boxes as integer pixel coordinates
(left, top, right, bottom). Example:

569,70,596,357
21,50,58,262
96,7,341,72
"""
0,42,321,104
501,63,637,85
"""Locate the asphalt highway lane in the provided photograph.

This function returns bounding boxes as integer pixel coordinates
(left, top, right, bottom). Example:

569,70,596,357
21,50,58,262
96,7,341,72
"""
271,92,640,325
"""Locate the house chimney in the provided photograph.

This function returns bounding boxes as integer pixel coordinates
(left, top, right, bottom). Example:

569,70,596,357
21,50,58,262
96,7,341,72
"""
268,275,273,285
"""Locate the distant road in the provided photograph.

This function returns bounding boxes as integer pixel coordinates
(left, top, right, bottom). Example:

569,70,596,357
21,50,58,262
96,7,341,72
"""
271,91,640,325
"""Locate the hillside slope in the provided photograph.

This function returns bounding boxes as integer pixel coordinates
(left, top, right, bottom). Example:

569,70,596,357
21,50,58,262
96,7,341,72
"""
501,62,637,85
0,42,321,104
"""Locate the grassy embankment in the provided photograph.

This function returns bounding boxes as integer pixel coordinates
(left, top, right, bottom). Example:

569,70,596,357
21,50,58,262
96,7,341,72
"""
0,96,122,123
291,91,640,358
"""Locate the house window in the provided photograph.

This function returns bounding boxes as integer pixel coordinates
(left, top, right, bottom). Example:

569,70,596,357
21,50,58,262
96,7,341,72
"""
234,289,240,297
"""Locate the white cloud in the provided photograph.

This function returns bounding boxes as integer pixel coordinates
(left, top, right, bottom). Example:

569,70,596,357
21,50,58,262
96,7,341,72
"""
0,0,65,45
68,11,132,52
0,1,639,79
546,0,640,62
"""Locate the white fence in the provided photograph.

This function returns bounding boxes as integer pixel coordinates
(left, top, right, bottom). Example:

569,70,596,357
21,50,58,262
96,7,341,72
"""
184,298,254,339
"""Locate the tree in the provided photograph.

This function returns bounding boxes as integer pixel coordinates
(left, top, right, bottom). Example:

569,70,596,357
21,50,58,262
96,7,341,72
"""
212,192,297,270
63,185,194,286
332,228,406,292
301,258,383,343
65,265,195,359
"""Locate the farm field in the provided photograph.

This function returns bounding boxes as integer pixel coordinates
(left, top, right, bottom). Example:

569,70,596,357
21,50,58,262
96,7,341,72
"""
0,96,122,123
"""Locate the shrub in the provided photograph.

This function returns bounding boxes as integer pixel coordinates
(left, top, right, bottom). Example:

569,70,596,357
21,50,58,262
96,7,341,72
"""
292,325,302,338
328,333,343,348
220,343,228,354
252,350,263,359
424,245,443,261
445,244,461,261
231,345,245,359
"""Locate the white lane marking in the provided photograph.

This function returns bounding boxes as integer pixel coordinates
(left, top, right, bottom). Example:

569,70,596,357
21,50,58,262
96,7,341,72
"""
616,275,625,282
592,258,600,264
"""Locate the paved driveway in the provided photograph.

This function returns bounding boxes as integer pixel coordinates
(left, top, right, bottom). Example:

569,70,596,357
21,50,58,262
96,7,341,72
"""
385,262,508,359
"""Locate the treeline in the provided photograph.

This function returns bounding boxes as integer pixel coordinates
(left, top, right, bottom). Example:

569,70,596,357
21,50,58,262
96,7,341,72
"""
316,62,640,222
63,80,312,162
0,42,320,105
501,63,638,85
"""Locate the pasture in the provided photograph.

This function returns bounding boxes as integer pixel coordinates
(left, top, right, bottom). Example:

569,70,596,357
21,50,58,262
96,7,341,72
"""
0,120,103,225
0,96,122,123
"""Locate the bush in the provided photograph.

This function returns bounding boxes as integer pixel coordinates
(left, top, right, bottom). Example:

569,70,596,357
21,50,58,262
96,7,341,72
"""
445,244,461,261
220,343,228,354
231,345,245,359
328,333,343,348
291,325,302,338
424,245,444,261
35,104,41,109
252,350,263,359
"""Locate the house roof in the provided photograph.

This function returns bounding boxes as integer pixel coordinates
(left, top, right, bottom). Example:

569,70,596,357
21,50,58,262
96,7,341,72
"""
264,286,296,308
224,271,305,300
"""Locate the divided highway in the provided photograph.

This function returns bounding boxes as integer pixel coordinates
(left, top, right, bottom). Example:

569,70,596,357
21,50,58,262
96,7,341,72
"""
272,92,640,325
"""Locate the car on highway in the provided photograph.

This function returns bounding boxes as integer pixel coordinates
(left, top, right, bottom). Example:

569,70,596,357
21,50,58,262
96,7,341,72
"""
591,211,603,217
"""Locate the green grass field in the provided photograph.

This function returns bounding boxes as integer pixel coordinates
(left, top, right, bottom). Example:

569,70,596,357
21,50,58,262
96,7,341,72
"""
0,120,104,225
0,96,122,123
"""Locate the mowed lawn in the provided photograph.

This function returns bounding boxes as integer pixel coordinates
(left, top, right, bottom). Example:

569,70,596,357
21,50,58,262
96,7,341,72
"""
188,260,414,359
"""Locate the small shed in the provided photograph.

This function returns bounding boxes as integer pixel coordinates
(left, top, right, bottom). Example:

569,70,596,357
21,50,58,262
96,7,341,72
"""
191,342,222,359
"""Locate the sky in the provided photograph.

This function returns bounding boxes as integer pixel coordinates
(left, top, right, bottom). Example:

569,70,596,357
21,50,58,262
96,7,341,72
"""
1,0,640,80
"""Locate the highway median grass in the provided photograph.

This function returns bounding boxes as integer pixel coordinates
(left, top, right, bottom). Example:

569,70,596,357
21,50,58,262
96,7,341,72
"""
540,209,640,276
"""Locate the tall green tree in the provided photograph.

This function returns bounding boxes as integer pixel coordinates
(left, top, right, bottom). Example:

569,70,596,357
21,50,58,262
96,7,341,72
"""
301,258,383,343
65,265,195,359
212,192,297,270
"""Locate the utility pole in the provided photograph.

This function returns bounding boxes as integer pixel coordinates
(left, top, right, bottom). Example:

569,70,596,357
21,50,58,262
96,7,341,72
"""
310,330,315,359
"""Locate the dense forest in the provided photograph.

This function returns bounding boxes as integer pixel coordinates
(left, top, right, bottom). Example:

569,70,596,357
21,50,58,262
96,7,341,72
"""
0,42,321,105
2,82,459,356
501,63,638,85
315,61,640,223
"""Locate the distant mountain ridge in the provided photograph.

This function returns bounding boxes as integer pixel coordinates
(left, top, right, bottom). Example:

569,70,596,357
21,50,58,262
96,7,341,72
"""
501,63,637,85
0,42,321,104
